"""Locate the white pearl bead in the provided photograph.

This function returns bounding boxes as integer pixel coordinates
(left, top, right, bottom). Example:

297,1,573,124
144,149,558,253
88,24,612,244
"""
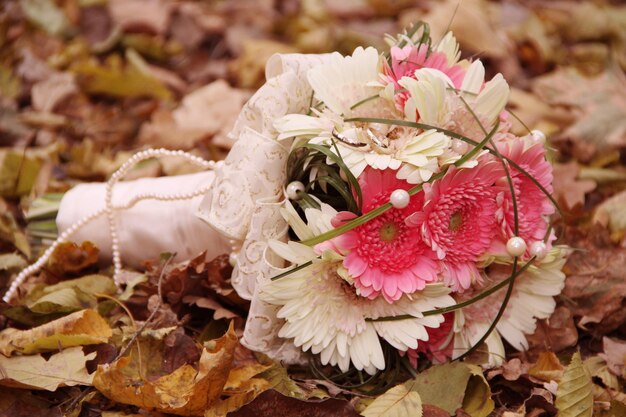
530,130,546,144
390,189,410,209
229,252,238,267
529,241,548,261
506,236,527,257
286,181,305,200
451,140,468,154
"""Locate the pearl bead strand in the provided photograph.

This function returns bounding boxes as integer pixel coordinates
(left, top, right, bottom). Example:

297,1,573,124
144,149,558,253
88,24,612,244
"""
3,149,216,303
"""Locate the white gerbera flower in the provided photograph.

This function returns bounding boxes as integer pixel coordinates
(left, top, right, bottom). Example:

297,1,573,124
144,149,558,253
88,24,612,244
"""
261,201,455,374
434,32,461,67
399,65,510,137
453,247,568,367
308,46,394,119
330,128,450,183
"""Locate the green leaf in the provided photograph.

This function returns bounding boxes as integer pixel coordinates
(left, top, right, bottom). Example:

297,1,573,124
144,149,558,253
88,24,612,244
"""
555,352,593,417
362,383,422,417
404,362,494,417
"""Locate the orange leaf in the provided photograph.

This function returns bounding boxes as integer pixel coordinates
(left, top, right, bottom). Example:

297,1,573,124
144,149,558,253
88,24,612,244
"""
93,322,238,416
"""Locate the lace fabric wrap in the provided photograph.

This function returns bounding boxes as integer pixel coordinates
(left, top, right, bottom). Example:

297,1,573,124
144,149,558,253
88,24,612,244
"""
196,53,332,364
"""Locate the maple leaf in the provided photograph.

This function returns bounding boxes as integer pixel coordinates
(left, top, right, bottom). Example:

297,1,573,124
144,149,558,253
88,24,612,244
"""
93,322,238,416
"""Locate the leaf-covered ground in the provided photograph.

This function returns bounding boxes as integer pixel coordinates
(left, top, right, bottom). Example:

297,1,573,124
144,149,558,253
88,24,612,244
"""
1,0,626,416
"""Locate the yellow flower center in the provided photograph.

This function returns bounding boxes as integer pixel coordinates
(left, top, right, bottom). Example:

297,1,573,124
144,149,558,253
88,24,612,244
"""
379,221,398,242
449,211,463,231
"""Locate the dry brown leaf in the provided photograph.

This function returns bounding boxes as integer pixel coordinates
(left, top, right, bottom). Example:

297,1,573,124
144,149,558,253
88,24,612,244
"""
139,80,248,150
593,190,626,238
47,241,99,277
562,228,626,335
93,322,238,416
527,307,579,354
552,162,597,209
107,0,173,35
204,364,272,416
230,39,297,88
409,0,510,59
227,390,360,417
172,80,248,148
0,309,112,356
0,388,63,416
0,346,95,391
31,72,78,113
533,67,626,160
507,88,566,136
599,337,626,379
529,352,564,383
184,296,240,320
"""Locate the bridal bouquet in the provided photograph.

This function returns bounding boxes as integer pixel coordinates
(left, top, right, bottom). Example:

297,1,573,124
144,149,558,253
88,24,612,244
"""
7,23,567,379
256,24,566,374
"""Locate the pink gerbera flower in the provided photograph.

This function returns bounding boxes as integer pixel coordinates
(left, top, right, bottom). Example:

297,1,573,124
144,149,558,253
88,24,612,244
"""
320,168,438,303
496,141,555,253
381,44,466,111
407,163,504,291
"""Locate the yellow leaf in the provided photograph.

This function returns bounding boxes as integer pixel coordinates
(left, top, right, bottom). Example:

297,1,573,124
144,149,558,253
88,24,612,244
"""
202,363,273,416
72,53,171,100
0,210,31,258
93,322,238,416
0,309,112,356
361,383,422,417
0,144,41,198
257,356,308,399
529,352,565,382
204,377,271,417
19,0,71,36
404,362,494,417
0,346,95,391
555,352,593,417
223,363,272,390
584,356,619,391
462,365,496,417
